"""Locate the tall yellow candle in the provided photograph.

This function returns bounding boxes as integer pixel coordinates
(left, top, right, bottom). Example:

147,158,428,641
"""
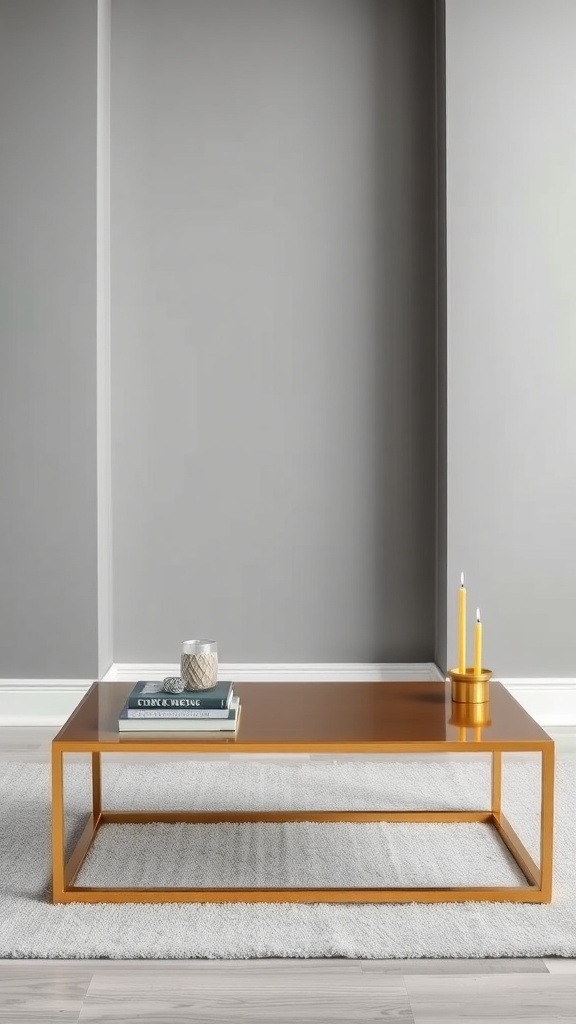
458,572,466,673
474,608,483,675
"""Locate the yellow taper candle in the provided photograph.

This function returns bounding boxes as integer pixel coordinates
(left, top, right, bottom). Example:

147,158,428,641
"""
458,572,466,673
474,608,483,675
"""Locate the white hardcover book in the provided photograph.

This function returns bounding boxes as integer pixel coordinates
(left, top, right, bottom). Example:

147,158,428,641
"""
118,696,240,732
125,707,230,719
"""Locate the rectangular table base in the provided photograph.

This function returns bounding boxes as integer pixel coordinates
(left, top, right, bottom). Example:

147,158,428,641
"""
51,748,554,904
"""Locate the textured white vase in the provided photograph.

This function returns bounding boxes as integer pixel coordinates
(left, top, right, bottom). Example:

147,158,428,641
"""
181,640,218,690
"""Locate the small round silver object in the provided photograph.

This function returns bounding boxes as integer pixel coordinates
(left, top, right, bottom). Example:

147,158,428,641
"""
162,676,185,694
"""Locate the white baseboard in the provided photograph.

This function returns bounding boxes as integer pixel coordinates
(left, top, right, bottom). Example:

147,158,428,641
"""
102,662,445,684
498,679,576,729
0,666,575,731
0,680,94,727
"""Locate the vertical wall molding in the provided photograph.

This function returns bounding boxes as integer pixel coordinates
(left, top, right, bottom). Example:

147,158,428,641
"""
97,0,113,678
434,0,447,674
443,0,576,676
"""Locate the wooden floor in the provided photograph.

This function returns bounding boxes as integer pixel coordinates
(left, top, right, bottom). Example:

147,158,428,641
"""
1,726,575,1023
1,956,576,1023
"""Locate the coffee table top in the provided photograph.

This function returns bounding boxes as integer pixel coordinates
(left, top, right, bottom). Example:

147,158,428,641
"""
53,680,552,752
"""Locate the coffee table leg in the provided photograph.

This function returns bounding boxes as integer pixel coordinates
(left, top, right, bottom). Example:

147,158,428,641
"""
491,751,502,815
51,745,65,902
92,752,102,819
540,744,555,900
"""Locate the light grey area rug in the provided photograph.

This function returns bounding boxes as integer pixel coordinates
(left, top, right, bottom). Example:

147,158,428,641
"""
0,756,574,959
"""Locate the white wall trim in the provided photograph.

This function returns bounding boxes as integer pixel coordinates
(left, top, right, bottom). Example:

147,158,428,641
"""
0,680,94,727
498,679,576,729
102,662,445,683
1,668,575,729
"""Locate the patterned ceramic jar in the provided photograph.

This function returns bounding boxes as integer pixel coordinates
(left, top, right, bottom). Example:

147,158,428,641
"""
180,639,218,691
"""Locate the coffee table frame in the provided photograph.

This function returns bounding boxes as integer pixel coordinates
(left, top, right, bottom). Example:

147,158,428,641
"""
51,738,554,905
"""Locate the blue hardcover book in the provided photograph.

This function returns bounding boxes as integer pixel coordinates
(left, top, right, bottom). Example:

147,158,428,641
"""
126,679,233,711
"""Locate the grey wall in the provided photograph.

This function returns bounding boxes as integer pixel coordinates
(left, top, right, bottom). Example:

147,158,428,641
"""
6,0,570,678
111,0,438,663
444,0,576,675
97,0,113,677
0,0,99,677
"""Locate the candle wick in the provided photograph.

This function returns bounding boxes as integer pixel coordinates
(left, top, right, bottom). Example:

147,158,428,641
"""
476,608,481,622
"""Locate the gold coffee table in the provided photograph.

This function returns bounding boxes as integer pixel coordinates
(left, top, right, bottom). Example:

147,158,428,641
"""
51,680,554,904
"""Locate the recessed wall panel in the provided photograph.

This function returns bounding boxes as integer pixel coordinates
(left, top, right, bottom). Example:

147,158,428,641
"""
111,0,437,662
0,0,99,678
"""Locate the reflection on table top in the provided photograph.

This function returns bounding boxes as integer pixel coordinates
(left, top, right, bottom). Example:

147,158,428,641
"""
53,680,552,752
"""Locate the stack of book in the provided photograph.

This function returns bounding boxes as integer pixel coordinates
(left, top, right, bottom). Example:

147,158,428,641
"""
118,679,240,733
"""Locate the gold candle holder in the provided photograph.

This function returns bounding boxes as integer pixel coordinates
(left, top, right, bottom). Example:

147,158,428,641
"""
449,667,492,704
449,700,492,729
